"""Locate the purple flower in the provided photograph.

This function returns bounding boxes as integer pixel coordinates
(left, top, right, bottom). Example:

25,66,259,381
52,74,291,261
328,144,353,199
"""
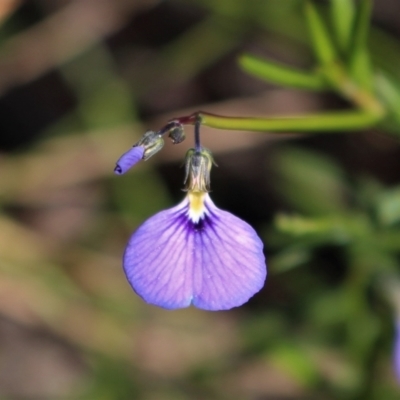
124,193,266,310
394,320,400,383
122,149,267,310
114,131,267,311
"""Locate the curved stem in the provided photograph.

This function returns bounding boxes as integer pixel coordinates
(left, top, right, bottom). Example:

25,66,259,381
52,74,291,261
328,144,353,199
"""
171,110,383,133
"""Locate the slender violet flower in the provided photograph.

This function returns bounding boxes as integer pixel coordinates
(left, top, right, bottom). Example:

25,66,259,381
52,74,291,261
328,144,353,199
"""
115,122,267,310
394,320,400,383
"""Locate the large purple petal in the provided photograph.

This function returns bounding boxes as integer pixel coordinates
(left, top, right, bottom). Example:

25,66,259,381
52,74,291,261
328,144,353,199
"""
114,146,144,175
123,195,266,310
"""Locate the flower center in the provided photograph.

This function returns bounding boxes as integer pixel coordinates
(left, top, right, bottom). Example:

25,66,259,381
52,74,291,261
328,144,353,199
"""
187,192,206,223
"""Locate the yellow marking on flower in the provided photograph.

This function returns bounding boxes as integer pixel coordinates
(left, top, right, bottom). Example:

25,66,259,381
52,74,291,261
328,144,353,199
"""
188,192,206,223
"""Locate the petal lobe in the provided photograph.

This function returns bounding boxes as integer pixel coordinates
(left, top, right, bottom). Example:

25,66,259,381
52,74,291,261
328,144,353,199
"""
123,194,266,310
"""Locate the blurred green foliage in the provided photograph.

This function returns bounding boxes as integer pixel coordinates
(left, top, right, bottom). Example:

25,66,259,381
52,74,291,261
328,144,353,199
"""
268,145,400,399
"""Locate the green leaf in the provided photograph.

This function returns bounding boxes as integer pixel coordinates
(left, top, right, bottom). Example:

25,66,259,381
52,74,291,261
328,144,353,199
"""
238,54,327,90
331,0,356,54
376,186,400,226
349,0,374,91
275,214,350,239
304,1,337,65
269,247,311,273
271,147,349,215
349,48,374,92
310,290,355,326
375,72,400,126
273,213,371,245
370,28,400,85
268,342,321,387
351,0,373,53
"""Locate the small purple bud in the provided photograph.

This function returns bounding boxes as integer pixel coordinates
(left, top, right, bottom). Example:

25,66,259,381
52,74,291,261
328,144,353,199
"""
114,146,145,175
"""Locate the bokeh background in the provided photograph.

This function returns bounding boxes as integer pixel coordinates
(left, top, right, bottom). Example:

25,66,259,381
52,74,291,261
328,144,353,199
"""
1,0,400,399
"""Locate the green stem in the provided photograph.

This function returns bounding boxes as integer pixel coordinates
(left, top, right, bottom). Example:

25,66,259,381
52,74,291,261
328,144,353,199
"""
172,110,383,133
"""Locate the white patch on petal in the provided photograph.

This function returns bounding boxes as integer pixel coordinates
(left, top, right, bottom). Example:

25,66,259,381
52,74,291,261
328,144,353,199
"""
187,192,207,223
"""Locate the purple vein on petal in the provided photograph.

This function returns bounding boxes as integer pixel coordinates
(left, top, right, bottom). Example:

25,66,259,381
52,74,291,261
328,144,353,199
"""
124,198,193,308
189,195,266,310
123,194,266,310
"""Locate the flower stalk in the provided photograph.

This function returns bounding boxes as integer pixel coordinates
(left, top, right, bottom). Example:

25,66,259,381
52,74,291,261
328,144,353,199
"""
169,110,382,134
